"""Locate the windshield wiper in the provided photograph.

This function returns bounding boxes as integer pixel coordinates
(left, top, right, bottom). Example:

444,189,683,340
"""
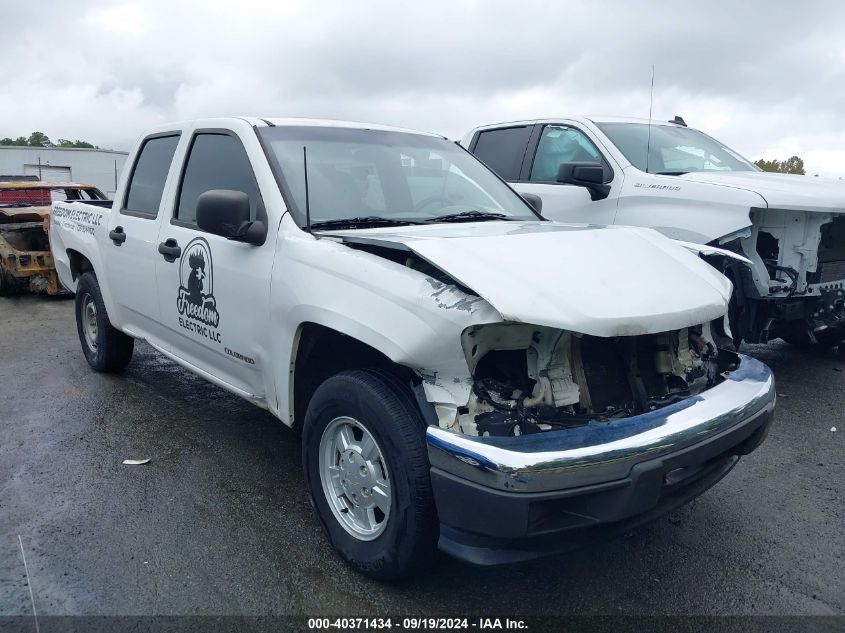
426,210,509,224
653,170,689,176
309,216,422,230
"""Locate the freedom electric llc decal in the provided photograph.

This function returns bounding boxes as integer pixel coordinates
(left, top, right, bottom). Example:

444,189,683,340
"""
52,203,104,235
177,237,222,344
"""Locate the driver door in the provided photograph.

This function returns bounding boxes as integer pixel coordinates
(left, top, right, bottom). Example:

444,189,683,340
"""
153,128,276,401
514,124,620,225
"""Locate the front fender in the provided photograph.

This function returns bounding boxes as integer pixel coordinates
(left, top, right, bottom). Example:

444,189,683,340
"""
270,229,502,424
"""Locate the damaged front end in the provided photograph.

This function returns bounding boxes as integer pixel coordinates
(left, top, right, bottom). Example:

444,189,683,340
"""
452,322,731,437
716,210,845,344
310,222,774,563
425,324,774,564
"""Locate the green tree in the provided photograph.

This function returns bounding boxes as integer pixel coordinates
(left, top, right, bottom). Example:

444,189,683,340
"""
754,155,806,175
1,133,97,148
0,136,29,146
782,156,805,175
755,158,781,172
56,139,96,149
26,131,53,147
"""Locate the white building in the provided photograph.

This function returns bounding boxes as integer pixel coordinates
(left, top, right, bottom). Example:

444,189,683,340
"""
0,146,129,198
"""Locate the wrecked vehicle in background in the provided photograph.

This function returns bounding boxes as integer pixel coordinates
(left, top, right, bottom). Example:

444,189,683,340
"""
464,116,845,347
0,181,108,295
49,117,775,579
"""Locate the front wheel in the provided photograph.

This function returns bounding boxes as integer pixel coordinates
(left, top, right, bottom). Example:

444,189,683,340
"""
302,369,438,581
75,272,134,372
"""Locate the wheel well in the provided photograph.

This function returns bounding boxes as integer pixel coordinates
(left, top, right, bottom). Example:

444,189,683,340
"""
67,249,94,281
291,323,417,428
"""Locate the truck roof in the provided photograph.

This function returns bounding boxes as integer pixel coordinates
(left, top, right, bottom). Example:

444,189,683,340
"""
140,117,445,139
466,115,692,134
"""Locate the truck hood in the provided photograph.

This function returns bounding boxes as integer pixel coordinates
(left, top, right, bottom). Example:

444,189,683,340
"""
325,221,731,337
677,171,845,213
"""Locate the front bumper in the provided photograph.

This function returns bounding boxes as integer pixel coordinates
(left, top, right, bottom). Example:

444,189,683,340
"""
425,353,775,564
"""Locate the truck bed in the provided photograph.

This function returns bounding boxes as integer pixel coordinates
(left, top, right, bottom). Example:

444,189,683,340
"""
50,200,114,294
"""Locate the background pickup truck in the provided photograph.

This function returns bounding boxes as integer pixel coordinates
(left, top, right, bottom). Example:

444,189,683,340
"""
50,117,774,579
463,117,845,348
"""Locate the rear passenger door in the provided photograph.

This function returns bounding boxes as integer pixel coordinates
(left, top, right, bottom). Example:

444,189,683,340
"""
153,129,276,402
105,132,180,346
470,125,534,183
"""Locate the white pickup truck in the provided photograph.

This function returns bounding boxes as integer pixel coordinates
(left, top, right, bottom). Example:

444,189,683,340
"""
50,117,775,579
463,117,845,347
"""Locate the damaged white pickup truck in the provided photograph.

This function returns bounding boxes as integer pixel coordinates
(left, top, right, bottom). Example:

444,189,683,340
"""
464,117,845,347
50,117,775,579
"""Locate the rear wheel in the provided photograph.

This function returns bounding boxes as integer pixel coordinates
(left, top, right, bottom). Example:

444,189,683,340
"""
75,272,134,372
302,369,438,581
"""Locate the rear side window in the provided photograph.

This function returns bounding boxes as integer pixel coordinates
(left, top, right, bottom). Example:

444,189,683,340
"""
176,133,260,225
471,126,532,181
124,135,180,216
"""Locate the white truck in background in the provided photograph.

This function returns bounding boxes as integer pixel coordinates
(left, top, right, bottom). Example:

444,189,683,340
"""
49,117,775,579
463,117,845,348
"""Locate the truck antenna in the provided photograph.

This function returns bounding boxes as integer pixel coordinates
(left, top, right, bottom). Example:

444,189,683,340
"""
303,145,312,234
646,64,655,174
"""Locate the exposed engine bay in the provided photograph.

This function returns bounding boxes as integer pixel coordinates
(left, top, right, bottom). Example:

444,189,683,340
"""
457,322,735,437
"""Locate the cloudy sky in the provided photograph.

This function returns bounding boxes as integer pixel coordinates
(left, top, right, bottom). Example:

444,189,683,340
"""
2,0,844,177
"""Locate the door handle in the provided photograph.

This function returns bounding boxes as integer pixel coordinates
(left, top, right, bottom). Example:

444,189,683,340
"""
109,226,127,245
158,238,182,262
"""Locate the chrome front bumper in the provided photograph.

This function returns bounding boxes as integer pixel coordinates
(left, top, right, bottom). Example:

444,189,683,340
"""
426,354,775,494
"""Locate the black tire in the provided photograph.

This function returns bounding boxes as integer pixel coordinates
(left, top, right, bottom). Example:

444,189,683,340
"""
0,262,17,296
75,272,134,372
302,369,438,581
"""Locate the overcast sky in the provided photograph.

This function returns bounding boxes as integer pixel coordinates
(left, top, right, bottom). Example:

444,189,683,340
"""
2,0,844,177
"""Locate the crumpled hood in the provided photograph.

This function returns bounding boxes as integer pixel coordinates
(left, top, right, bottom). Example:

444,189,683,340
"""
326,222,732,337
678,171,845,213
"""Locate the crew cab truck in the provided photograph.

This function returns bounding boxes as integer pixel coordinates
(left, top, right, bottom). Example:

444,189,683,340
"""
463,117,845,348
50,117,775,579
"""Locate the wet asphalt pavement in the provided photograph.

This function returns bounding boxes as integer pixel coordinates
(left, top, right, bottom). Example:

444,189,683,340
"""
0,294,843,617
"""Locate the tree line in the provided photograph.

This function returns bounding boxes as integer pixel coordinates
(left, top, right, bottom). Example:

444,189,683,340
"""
754,155,805,175
0,131,97,149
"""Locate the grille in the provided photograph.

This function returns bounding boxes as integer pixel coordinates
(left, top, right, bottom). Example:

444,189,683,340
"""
817,260,845,283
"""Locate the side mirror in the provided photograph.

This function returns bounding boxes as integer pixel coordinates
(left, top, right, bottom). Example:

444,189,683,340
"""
521,193,543,214
196,189,266,245
556,162,611,201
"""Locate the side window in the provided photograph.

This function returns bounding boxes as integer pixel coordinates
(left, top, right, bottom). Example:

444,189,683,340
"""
124,135,180,216
471,126,532,181
529,125,603,182
176,133,260,225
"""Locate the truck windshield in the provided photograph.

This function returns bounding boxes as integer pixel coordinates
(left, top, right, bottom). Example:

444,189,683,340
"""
257,126,539,228
596,123,758,174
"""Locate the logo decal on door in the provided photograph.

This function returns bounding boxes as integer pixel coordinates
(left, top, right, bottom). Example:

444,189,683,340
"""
177,237,220,327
